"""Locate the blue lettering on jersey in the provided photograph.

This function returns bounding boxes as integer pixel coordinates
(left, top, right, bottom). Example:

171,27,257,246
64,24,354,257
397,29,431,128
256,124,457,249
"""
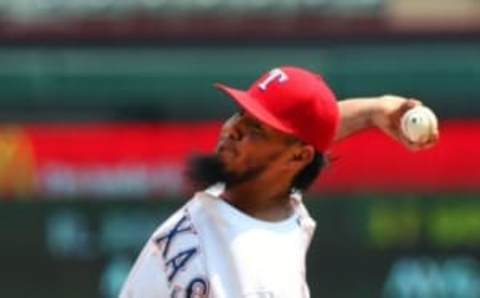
186,277,209,297
155,215,194,258
166,247,198,282
154,212,208,292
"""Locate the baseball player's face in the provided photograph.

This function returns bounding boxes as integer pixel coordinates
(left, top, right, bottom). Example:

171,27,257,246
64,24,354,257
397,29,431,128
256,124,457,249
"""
215,110,298,184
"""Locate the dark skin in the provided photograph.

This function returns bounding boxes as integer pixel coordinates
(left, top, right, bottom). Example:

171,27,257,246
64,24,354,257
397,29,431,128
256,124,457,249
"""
214,96,439,222
217,110,315,221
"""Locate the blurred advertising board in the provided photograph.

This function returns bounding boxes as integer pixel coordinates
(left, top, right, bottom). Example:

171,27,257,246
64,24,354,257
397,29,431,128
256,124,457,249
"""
0,122,219,198
0,1,386,41
0,0,383,20
2,120,480,199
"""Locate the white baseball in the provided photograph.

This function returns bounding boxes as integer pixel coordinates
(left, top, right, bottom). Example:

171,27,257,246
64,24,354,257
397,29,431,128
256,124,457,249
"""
401,106,438,143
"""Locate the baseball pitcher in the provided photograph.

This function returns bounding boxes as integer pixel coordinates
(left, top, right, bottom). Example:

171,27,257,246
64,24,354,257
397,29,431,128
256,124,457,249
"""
120,66,438,298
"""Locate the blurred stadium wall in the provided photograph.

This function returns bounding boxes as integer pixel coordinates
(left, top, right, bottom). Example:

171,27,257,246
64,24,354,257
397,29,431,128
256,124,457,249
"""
0,0,479,297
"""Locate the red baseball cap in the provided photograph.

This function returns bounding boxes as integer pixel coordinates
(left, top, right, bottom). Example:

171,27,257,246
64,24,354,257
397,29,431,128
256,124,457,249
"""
215,66,340,152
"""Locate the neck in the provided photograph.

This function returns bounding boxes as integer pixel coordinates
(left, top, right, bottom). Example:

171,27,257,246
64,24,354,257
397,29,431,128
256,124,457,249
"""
222,180,294,222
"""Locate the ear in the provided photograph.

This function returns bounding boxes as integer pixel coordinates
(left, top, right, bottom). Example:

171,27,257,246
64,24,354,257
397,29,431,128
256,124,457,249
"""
287,145,315,170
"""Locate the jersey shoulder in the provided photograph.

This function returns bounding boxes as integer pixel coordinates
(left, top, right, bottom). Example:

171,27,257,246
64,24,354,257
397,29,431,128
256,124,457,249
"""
120,196,209,298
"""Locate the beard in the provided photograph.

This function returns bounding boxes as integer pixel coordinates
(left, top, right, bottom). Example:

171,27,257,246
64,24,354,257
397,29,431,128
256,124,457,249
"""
186,153,267,190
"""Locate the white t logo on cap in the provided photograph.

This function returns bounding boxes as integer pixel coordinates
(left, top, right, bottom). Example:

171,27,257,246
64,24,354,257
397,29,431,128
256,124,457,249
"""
258,68,288,91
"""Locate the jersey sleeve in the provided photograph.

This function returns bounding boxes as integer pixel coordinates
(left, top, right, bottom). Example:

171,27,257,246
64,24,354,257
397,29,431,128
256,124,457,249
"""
119,241,169,298
119,206,209,298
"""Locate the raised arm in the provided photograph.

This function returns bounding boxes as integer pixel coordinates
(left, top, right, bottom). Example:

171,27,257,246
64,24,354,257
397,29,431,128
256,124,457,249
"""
335,95,439,150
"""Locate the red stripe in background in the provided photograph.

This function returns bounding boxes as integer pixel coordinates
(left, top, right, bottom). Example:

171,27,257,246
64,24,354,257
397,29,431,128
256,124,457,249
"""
26,122,221,164
317,120,480,193
22,122,221,197
21,120,480,195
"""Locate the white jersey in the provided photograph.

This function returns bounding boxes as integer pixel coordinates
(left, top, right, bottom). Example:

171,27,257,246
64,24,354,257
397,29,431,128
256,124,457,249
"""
120,186,316,298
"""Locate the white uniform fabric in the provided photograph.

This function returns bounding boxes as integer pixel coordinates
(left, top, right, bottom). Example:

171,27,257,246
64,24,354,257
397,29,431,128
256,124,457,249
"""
120,186,316,298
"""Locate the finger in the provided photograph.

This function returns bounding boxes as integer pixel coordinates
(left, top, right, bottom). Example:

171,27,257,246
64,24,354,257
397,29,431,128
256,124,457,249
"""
395,132,422,151
397,128,436,150
390,127,434,151
424,131,440,149
394,99,425,130
401,100,422,113
411,131,439,150
430,130,440,144
407,98,423,107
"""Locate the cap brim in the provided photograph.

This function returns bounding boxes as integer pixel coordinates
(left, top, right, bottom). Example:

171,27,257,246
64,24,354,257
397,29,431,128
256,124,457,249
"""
215,83,295,136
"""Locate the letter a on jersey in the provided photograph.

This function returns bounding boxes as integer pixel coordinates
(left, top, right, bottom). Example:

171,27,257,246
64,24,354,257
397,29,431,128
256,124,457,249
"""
165,248,198,282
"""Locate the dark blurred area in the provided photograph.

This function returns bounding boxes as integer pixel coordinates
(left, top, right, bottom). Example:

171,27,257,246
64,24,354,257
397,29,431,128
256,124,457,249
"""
0,0,479,297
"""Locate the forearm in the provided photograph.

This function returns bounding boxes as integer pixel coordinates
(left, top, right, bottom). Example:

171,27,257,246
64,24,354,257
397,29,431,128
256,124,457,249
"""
333,95,436,150
334,97,383,142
